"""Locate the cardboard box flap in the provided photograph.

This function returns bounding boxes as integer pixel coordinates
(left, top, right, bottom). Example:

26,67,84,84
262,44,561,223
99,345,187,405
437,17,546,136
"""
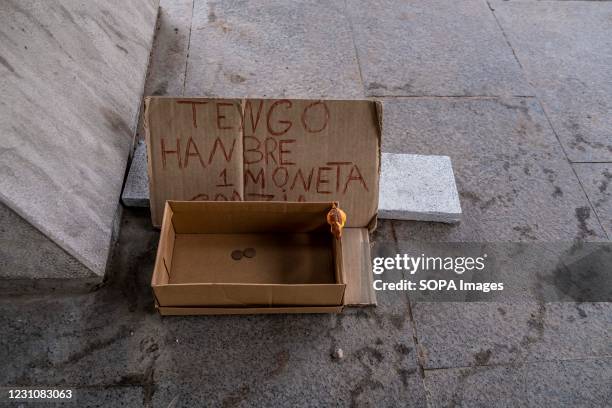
341,228,376,306
144,97,381,229
154,283,346,307
168,201,333,233
156,305,343,315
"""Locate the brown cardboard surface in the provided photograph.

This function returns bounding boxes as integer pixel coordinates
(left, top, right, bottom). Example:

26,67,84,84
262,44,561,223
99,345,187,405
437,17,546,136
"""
152,201,347,310
154,283,345,307
169,233,334,284
341,228,376,306
144,98,381,228
169,201,334,233
157,305,343,316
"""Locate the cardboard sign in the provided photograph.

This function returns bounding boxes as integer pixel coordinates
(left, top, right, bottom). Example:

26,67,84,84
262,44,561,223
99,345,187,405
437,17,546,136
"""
144,98,381,228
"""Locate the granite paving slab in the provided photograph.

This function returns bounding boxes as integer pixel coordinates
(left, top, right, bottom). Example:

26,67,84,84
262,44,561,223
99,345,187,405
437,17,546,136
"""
346,0,532,97
574,163,612,239
151,262,425,407
122,141,149,207
492,0,612,162
412,302,612,369
184,0,364,98
136,0,193,140
376,97,607,242
0,0,159,279
144,0,193,98
5,387,146,408
425,359,612,408
151,308,426,407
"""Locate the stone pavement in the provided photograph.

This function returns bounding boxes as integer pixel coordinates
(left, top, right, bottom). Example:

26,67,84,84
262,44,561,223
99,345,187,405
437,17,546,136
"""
2,0,611,407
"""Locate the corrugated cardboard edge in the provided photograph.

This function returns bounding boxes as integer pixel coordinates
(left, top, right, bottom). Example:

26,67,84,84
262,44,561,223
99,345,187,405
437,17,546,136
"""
156,303,343,315
151,201,173,292
143,97,160,227
367,99,383,233
342,227,376,306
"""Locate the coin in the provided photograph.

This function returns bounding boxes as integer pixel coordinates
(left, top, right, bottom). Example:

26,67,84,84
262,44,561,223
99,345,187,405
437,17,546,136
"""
231,250,243,260
243,247,256,258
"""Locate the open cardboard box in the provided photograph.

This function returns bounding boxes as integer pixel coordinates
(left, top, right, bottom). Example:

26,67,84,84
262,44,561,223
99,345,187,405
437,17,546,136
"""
153,201,351,314
145,97,380,315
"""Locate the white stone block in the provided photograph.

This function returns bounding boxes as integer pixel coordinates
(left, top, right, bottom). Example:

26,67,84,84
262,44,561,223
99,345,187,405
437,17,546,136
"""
378,153,462,223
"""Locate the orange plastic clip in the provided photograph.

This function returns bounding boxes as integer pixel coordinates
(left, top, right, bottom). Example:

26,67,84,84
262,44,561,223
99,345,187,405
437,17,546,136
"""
326,203,347,239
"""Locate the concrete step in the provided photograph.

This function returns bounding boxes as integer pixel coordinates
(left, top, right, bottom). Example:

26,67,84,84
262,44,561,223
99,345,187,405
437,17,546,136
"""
122,142,462,223
0,0,159,289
